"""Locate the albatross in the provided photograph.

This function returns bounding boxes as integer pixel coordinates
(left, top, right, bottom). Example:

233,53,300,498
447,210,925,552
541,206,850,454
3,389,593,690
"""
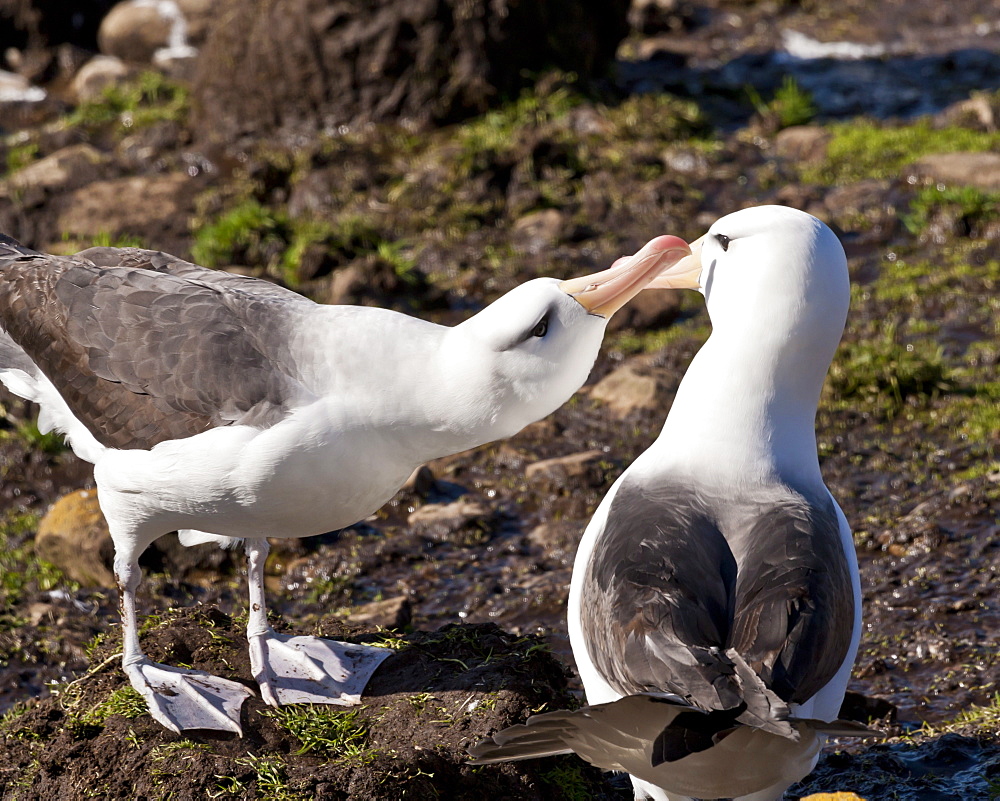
0,231,695,736
470,206,877,800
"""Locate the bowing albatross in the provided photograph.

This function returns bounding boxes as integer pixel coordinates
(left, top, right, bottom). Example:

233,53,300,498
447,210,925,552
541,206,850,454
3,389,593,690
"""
0,232,694,736
470,206,877,800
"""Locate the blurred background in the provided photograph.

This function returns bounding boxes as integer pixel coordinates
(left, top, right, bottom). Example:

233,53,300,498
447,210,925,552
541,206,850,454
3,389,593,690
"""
1,1,999,798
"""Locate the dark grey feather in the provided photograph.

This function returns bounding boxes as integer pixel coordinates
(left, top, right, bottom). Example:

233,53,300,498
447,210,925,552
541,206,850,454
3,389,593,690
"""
580,479,854,741
0,238,316,449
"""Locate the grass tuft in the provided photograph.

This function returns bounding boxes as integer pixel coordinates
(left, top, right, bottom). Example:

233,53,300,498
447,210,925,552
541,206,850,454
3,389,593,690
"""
263,705,373,760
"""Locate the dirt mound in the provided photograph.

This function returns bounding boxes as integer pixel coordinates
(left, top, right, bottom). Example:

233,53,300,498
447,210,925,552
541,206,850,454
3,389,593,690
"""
192,0,630,144
0,608,616,800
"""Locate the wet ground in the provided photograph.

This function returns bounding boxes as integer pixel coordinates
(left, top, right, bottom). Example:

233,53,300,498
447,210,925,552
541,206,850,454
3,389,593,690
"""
2,0,1000,798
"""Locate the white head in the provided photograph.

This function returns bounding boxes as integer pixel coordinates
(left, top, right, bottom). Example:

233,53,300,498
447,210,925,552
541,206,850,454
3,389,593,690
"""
441,236,692,441
645,206,850,485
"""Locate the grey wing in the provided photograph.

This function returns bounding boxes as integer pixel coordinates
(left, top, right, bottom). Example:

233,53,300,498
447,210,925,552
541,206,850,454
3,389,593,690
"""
0,248,312,449
581,483,743,709
77,246,312,304
728,491,855,705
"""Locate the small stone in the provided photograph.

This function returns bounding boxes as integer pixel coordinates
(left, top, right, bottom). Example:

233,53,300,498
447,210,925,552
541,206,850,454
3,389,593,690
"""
774,125,831,163
911,152,1000,192
408,499,494,545
403,465,437,497
801,794,868,801
68,55,131,104
345,596,412,630
606,289,682,333
512,209,565,253
4,144,108,199
525,449,609,491
589,363,671,417
35,489,115,587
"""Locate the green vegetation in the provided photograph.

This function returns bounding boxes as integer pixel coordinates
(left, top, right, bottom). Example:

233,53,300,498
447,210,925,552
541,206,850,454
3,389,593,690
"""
539,760,594,801
804,120,1000,184
264,705,372,760
902,184,1000,237
827,325,952,416
77,686,147,726
68,71,190,134
747,75,817,130
191,199,292,270
4,141,39,175
0,511,72,610
214,753,300,800
15,419,67,455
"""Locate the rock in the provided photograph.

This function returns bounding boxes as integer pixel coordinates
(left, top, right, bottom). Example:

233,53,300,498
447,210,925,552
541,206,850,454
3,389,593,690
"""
525,449,609,491
68,54,131,103
512,208,565,253
526,520,581,553
774,125,832,163
606,287,682,333
407,499,495,545
589,363,671,417
3,143,108,200
98,0,174,63
345,596,412,629
54,172,196,255
910,152,1000,192
402,464,437,497
0,68,52,128
935,93,999,132
176,0,218,46
34,489,115,587
193,0,630,144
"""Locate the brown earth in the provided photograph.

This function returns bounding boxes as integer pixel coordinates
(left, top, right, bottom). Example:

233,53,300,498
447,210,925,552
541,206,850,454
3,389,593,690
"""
1,0,1000,799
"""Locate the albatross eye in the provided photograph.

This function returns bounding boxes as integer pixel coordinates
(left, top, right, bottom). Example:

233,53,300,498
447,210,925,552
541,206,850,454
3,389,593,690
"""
715,234,731,252
531,318,549,338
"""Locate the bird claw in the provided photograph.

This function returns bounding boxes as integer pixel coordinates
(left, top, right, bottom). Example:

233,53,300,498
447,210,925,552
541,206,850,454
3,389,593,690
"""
249,630,392,707
125,658,252,735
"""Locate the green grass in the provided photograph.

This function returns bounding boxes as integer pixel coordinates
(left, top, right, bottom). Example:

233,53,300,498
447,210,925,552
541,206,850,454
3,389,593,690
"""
0,511,72,609
827,326,952,416
902,184,1000,237
191,200,292,270
77,686,147,726
539,760,594,801
4,140,39,175
263,705,373,760
67,71,189,134
214,754,300,800
15,419,67,454
803,120,1000,184
747,75,817,130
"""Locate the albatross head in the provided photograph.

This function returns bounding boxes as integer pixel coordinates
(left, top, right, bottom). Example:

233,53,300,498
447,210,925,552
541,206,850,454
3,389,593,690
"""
446,235,691,439
649,205,850,363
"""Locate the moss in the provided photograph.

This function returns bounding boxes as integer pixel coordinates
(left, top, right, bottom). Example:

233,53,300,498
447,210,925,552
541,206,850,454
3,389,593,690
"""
191,200,292,270
901,184,1000,237
4,141,38,175
67,71,189,135
827,326,952,416
803,120,1000,184
0,511,74,610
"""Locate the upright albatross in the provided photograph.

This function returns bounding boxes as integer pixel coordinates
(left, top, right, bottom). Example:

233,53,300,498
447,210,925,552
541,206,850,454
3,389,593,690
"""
0,232,695,736
470,206,877,800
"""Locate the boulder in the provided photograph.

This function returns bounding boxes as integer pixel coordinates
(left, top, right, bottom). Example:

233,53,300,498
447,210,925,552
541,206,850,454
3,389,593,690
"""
524,449,609,491
97,0,174,63
34,489,115,587
2,143,108,201
68,54,131,103
911,152,1000,192
774,125,832,164
589,362,671,417
53,171,197,256
345,596,412,629
193,0,630,144
407,498,495,545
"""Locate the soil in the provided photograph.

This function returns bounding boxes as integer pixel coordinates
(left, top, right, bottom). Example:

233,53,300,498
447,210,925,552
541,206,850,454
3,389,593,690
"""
1,0,1000,799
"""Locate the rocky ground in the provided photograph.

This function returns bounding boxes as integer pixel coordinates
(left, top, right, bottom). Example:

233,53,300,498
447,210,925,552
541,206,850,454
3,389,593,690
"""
1,0,1000,799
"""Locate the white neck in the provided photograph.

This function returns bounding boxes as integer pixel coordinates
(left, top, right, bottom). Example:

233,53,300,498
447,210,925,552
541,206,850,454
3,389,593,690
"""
641,327,829,491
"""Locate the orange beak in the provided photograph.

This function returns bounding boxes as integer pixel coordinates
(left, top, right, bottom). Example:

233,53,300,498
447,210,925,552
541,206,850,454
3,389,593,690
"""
559,235,692,317
646,233,705,291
